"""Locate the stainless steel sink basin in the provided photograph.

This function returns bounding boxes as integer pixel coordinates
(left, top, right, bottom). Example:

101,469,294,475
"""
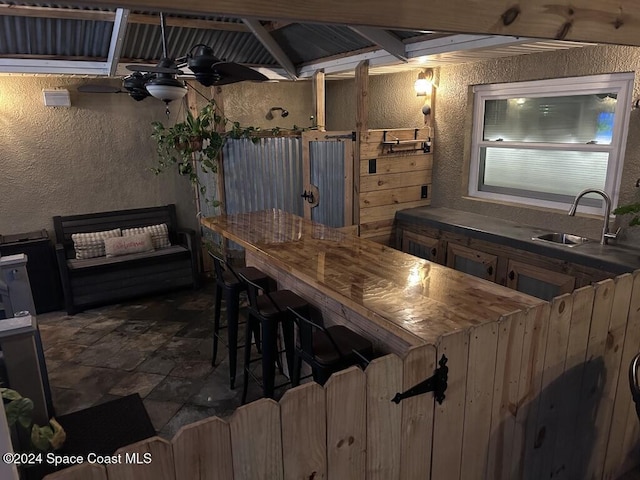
532,232,590,247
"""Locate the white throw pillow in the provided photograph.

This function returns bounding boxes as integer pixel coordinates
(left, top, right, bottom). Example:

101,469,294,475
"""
104,233,154,257
122,223,171,249
72,228,121,259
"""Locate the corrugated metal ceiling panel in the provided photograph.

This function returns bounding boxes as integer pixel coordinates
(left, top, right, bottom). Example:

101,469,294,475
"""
131,10,243,24
272,24,373,64
0,1,112,10
0,16,112,57
122,23,277,65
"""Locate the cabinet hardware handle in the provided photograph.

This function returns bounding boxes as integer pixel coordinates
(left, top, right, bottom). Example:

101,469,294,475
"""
487,265,493,275
431,248,437,257
300,190,315,204
509,270,515,280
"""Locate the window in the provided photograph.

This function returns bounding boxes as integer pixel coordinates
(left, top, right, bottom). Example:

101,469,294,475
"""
468,73,633,215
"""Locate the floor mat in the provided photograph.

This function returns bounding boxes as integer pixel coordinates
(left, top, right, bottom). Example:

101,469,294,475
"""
56,393,156,457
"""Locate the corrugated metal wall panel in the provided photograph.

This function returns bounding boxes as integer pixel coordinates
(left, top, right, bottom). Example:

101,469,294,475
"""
222,136,303,216
310,141,345,228
197,136,303,253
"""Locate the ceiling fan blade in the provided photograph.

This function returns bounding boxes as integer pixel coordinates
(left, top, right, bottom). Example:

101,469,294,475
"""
126,64,183,75
78,85,124,94
211,62,268,82
212,76,247,86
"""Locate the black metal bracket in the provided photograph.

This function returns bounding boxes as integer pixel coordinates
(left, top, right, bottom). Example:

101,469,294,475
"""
301,190,315,204
391,354,448,404
382,130,431,154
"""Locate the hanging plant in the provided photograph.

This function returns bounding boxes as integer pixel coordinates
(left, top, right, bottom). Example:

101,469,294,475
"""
150,99,260,207
613,202,640,227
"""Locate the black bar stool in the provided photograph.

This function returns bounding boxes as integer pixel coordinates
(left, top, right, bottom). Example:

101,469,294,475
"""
287,307,373,386
209,251,270,389
237,272,309,404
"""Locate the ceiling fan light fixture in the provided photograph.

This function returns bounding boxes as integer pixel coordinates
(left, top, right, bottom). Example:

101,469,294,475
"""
145,76,187,102
123,72,151,101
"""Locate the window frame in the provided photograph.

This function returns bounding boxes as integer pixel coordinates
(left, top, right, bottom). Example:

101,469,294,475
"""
468,73,634,216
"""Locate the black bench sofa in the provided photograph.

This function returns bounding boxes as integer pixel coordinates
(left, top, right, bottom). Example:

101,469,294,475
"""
54,204,200,314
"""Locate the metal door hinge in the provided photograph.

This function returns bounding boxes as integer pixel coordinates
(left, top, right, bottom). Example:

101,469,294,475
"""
391,354,448,404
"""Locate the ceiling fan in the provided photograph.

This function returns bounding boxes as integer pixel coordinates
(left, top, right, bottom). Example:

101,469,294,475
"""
79,12,268,105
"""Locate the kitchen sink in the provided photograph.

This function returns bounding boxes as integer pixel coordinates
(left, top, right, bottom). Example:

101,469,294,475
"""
532,232,590,247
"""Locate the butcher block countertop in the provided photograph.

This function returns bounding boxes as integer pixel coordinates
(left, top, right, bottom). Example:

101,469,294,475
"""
201,209,544,345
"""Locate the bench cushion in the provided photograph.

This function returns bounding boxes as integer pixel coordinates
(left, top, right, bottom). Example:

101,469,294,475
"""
105,233,154,257
71,228,122,259
67,245,188,270
122,223,171,249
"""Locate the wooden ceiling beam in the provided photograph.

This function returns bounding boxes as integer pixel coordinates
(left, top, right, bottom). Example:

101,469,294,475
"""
0,5,249,32
262,20,294,31
53,0,640,47
128,13,249,31
242,18,298,80
0,4,114,21
349,26,408,62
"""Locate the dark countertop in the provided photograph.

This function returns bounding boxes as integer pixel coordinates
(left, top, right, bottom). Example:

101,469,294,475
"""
396,207,640,275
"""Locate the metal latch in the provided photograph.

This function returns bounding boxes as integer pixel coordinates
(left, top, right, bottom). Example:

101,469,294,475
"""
301,190,315,204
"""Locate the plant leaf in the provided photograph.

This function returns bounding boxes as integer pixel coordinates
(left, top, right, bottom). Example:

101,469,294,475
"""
6,397,34,428
49,418,66,450
31,424,53,451
1,388,22,401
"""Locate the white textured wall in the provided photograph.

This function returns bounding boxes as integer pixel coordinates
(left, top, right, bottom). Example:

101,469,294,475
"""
222,80,314,130
326,70,427,130
0,76,314,239
0,76,198,236
436,44,640,242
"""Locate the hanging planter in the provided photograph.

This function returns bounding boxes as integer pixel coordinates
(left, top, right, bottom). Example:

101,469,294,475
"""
151,99,260,207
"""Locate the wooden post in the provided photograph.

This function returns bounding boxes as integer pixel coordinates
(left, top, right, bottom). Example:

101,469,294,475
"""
313,69,326,131
211,85,229,260
211,85,227,215
354,60,369,227
185,81,202,213
425,83,436,137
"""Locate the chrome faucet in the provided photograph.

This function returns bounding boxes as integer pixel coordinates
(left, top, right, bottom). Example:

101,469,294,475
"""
568,188,619,245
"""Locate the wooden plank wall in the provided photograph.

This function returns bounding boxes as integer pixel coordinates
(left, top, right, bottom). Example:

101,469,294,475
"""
358,128,432,245
44,271,640,480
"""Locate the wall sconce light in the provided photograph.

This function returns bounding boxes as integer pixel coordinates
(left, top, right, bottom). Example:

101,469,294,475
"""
266,106,289,120
414,69,434,97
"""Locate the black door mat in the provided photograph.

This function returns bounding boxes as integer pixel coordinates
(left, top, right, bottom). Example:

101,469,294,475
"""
55,393,156,457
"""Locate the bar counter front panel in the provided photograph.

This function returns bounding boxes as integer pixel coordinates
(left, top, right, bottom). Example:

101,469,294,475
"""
201,210,543,354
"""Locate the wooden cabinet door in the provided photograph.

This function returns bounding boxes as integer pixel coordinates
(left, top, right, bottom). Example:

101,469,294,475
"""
506,259,576,301
446,243,497,281
401,230,444,264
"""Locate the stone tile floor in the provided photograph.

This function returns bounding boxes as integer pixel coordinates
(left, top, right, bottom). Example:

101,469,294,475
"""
38,281,288,439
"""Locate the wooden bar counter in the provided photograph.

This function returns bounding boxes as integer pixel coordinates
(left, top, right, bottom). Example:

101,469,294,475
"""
201,209,544,354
